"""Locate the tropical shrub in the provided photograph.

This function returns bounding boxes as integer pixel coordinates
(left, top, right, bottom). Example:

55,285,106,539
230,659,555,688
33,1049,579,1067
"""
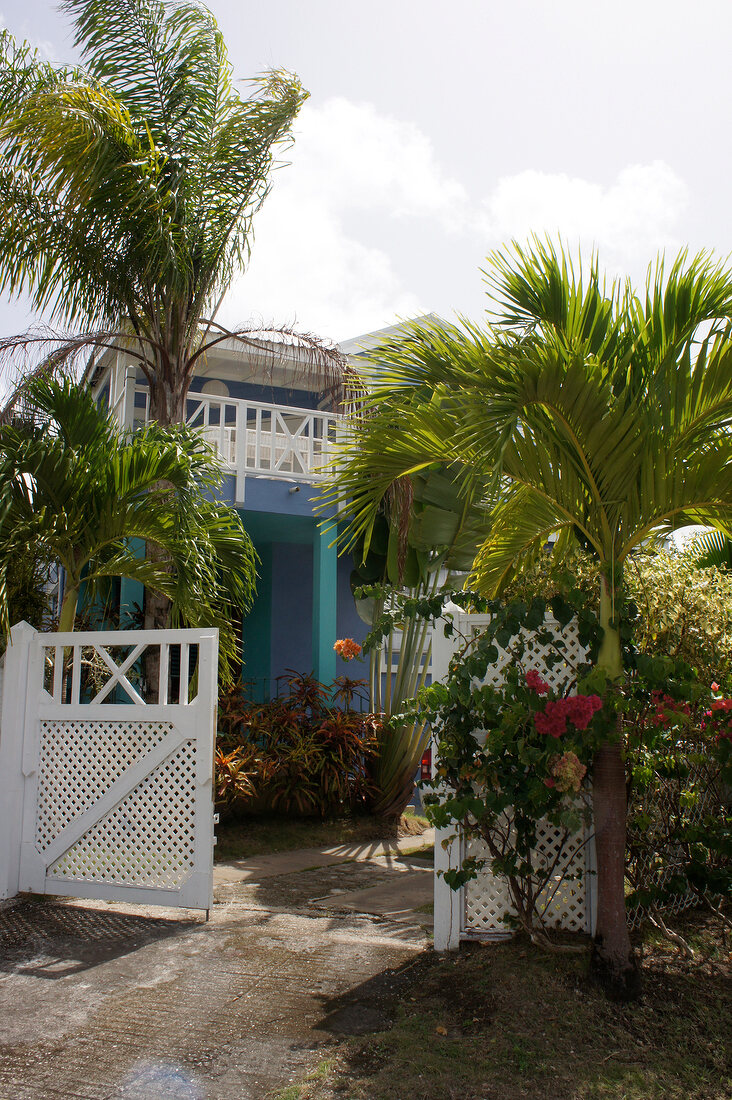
325,239,732,999
216,672,381,817
623,665,732,938
504,545,732,690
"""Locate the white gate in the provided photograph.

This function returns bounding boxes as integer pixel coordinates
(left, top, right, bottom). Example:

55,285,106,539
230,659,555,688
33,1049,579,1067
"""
0,622,218,912
431,612,596,950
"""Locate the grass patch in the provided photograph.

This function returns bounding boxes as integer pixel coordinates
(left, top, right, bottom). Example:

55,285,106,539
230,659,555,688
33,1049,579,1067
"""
215,812,430,862
287,910,731,1100
268,1060,335,1100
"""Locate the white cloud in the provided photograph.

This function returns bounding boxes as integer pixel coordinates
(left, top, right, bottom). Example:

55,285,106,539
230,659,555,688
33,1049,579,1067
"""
220,96,692,342
220,98,465,341
477,161,688,274
221,192,423,342
287,98,469,229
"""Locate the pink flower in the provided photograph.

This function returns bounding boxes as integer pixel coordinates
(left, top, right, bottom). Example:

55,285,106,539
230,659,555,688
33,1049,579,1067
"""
526,669,550,695
535,700,568,738
534,693,602,737
711,682,720,693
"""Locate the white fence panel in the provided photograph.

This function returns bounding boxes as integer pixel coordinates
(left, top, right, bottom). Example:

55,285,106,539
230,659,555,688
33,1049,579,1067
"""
431,612,596,950
0,623,218,912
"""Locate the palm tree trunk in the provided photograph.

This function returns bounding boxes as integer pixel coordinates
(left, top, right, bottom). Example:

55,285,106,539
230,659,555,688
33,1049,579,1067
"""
144,376,186,685
148,375,189,427
58,582,79,632
590,575,641,1000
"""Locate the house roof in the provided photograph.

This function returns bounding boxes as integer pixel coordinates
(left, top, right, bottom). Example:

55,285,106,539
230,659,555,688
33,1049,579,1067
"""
338,314,440,361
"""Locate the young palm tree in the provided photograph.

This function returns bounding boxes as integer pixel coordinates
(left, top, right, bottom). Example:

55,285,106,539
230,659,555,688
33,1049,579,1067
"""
0,376,257,676
0,0,342,422
326,240,732,998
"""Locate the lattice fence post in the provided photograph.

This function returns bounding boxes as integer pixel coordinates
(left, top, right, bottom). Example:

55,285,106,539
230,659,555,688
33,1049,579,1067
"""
433,826,463,951
431,615,465,951
0,621,36,901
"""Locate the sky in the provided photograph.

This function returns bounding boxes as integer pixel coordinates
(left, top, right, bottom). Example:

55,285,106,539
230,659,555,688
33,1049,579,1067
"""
0,0,731,345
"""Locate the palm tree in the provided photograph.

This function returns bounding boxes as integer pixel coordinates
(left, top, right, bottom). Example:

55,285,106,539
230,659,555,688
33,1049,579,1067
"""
693,529,732,570
0,375,257,676
0,0,343,422
325,240,732,998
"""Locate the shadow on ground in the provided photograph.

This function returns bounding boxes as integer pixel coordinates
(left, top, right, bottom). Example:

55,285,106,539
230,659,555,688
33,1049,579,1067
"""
0,896,198,978
316,952,433,1036
215,853,432,913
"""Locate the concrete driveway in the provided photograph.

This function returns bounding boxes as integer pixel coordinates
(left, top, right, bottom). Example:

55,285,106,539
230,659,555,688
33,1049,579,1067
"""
0,833,434,1099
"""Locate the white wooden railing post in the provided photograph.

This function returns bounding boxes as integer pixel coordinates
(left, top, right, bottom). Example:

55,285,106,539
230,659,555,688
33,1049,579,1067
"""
188,629,218,910
0,621,37,900
434,828,464,951
235,402,246,504
123,363,137,429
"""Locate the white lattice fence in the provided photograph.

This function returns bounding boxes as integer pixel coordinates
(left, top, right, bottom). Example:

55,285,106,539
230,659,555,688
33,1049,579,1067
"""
0,622,218,911
432,612,595,950
463,807,594,937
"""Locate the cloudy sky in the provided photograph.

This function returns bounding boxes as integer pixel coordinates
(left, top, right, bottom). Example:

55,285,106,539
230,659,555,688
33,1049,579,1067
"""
0,0,730,344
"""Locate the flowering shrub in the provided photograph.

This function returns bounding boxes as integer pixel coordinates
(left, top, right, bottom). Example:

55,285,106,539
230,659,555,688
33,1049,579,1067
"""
415,597,610,941
623,658,732,926
547,751,587,793
534,693,603,737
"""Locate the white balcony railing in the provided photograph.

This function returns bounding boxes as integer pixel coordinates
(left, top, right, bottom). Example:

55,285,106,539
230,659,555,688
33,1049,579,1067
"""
132,388,342,500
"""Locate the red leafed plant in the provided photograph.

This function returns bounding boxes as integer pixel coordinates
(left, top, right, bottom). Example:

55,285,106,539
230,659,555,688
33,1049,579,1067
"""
216,671,381,817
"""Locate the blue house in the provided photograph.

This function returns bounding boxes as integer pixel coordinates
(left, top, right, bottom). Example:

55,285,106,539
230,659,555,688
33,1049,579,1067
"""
87,331,380,694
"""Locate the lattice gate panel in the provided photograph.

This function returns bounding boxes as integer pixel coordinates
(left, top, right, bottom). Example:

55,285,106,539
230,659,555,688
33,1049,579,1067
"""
35,720,171,853
461,615,587,695
3,625,218,911
49,739,197,889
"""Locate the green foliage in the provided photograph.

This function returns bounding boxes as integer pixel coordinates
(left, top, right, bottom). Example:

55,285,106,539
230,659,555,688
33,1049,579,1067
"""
0,0,305,328
692,528,732,570
325,240,732,982
216,672,381,818
504,544,732,690
1,547,55,647
623,668,732,918
628,549,732,687
0,376,257,676
339,462,491,819
391,586,730,937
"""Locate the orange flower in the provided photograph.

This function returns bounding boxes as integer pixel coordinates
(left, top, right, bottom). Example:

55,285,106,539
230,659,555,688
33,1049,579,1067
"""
334,638,362,662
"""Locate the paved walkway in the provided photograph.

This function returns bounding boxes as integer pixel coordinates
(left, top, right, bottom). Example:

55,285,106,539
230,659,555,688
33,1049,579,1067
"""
0,832,434,1100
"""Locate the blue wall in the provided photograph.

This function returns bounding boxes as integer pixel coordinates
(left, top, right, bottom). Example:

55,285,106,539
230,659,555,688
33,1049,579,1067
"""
270,542,314,681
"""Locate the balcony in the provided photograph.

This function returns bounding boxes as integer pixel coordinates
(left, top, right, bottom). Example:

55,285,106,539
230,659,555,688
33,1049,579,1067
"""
130,388,343,502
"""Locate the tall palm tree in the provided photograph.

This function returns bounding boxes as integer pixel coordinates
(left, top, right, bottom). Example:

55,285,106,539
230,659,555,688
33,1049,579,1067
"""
0,375,257,676
0,0,342,423
325,240,732,998
0,0,343,642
